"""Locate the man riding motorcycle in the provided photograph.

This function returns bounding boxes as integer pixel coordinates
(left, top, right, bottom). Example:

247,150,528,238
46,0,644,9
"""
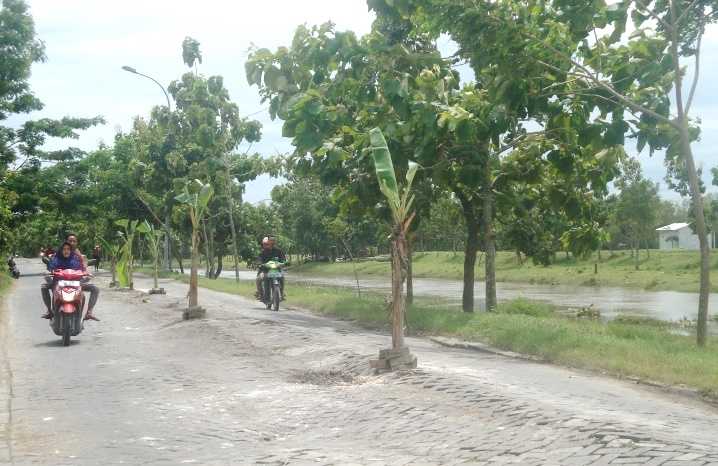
255,237,286,300
41,238,100,321
65,233,88,270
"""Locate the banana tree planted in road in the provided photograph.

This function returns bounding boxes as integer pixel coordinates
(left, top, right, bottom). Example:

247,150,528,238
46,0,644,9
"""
175,179,214,319
98,237,121,288
137,220,166,294
115,219,141,290
369,128,418,371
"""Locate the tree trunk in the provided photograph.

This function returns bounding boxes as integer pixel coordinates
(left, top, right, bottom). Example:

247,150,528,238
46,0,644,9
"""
462,221,480,312
164,212,172,272
174,238,184,274
483,188,497,312
670,0,710,346
110,257,117,286
634,238,640,271
153,253,159,290
225,164,242,283
189,229,199,308
201,218,214,278
215,250,224,278
456,190,479,313
406,237,413,305
391,229,406,350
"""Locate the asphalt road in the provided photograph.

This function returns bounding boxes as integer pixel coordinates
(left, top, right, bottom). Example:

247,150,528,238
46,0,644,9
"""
1,259,718,465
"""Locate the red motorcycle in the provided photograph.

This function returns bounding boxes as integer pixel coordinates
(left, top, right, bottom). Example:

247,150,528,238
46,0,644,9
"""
50,269,89,346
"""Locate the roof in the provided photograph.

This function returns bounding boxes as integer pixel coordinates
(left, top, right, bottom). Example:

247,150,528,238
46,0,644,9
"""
656,222,691,232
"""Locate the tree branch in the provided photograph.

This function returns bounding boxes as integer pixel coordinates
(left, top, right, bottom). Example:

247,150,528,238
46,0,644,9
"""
676,0,701,25
634,0,673,31
134,190,164,226
685,17,704,116
533,44,675,127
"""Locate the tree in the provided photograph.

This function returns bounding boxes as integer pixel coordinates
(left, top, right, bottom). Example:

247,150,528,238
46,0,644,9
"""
370,0,714,344
415,193,464,252
271,175,337,260
175,179,214,318
369,128,418,370
0,0,102,254
614,161,661,268
246,24,440,299
138,220,165,293
115,219,142,289
248,19,622,314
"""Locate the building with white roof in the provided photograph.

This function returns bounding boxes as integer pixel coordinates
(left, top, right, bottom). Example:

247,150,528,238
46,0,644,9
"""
655,222,710,250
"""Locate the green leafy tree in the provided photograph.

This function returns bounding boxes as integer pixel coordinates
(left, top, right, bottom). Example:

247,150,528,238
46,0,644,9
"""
98,237,121,287
0,0,102,254
175,179,214,312
613,161,661,267
248,18,623,313
369,128,418,369
370,0,714,343
137,220,165,291
115,219,142,289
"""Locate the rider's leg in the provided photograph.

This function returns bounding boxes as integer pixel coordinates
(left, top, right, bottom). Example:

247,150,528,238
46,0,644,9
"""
255,272,263,299
280,277,285,300
82,283,100,321
40,277,53,319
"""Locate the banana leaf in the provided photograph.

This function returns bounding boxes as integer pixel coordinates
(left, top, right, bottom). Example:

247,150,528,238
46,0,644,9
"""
369,128,400,214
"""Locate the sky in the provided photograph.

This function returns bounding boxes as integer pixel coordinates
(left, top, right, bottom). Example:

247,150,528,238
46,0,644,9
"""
11,0,718,203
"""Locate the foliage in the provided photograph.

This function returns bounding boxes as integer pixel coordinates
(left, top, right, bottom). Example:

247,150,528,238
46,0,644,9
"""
115,219,141,289
175,179,214,307
137,220,165,289
369,127,417,351
369,128,417,230
0,0,102,255
610,161,661,254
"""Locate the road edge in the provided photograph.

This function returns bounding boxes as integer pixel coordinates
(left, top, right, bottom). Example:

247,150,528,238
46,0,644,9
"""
0,278,16,465
429,335,718,408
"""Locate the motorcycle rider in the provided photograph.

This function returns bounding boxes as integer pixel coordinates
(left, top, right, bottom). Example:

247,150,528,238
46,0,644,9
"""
92,244,101,272
255,236,286,300
65,233,88,270
41,240,100,321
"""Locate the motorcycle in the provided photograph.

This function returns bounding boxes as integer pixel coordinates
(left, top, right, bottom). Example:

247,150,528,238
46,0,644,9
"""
7,258,20,279
260,260,285,312
49,269,89,346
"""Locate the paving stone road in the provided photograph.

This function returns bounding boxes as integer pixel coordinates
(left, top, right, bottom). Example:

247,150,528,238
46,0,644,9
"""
1,259,718,465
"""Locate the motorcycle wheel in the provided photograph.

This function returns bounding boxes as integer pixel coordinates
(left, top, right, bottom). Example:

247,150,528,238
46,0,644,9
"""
62,317,71,346
272,283,281,312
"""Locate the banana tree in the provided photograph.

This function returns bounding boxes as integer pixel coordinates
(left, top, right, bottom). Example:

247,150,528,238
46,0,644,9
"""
137,220,166,294
115,219,141,290
98,237,121,288
175,179,214,315
369,128,418,370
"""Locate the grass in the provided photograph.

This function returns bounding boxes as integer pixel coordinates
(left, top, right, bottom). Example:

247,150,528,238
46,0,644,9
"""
148,268,718,398
292,249,718,293
0,272,13,300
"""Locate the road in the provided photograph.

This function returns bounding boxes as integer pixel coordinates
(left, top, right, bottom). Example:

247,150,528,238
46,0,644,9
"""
2,259,718,465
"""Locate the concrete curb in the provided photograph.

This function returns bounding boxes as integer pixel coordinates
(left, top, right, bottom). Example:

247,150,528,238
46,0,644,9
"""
429,336,544,362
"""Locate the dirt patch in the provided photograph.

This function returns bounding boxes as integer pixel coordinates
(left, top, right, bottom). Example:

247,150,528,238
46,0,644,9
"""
290,368,364,386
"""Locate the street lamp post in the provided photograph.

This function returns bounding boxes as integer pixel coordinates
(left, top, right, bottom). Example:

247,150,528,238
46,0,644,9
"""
122,65,173,272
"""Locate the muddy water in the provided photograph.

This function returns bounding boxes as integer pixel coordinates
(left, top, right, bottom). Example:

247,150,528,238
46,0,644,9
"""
199,269,717,325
